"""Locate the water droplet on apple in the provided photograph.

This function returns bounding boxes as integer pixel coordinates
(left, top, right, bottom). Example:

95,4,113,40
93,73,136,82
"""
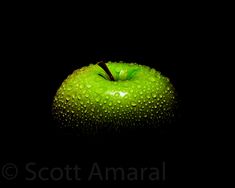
150,77,156,82
131,102,137,107
152,94,157,98
95,97,100,102
86,84,91,88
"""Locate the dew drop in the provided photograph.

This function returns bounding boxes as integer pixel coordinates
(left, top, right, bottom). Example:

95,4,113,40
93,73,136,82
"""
95,97,100,102
108,102,112,106
152,94,157,98
86,84,91,88
150,77,156,82
117,100,121,103
131,102,137,107
85,94,89,98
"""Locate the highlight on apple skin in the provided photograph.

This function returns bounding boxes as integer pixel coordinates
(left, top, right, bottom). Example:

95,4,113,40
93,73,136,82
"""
52,61,178,135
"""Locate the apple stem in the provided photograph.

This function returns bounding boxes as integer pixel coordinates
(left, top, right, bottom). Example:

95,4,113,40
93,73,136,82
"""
97,61,115,81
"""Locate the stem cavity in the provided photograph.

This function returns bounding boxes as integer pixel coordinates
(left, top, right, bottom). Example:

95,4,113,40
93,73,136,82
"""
97,61,115,81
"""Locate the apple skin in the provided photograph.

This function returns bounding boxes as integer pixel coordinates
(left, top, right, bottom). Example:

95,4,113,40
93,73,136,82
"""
52,61,177,134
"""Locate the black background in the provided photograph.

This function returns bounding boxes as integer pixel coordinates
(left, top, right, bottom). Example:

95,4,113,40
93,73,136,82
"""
0,6,212,185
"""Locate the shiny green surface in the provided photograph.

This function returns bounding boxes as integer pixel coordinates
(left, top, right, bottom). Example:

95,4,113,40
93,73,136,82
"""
52,61,177,133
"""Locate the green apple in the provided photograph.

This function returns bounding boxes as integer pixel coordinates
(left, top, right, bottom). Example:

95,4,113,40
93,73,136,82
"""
52,61,177,134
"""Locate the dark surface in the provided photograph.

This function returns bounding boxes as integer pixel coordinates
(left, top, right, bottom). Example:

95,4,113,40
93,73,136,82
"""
1,10,208,185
